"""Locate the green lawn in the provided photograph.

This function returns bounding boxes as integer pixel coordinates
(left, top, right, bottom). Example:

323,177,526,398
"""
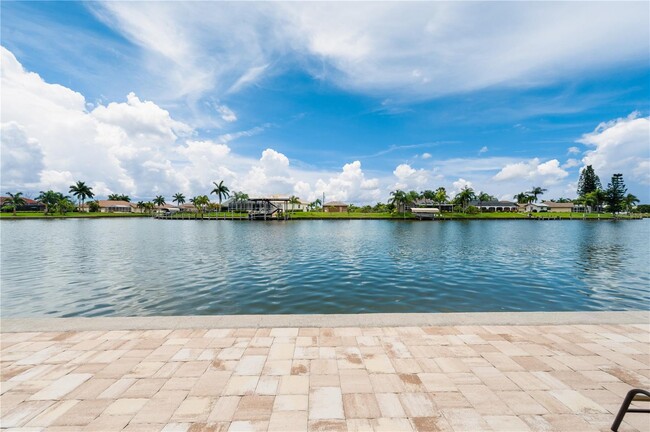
0,212,150,219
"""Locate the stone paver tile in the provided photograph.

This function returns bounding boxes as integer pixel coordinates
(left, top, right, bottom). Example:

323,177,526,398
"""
232,395,274,421
310,374,340,388
104,397,149,415
51,399,112,426
161,423,191,432
309,387,344,420
340,369,373,394
190,371,232,397
262,360,292,376
458,384,512,415
187,422,230,432
83,414,132,431
398,373,427,391
434,357,471,373
268,410,308,432
411,415,454,432
548,389,608,414
122,378,167,398
278,375,309,394
132,390,188,423
122,423,165,432
441,408,491,432
308,419,347,431
543,414,600,431
484,415,531,431
171,397,213,422
429,391,472,409
364,355,396,374
64,377,115,400
419,372,457,392
223,376,259,396
346,418,373,432
398,392,436,417
291,359,309,375
310,359,338,375
234,356,266,376
98,377,137,399
25,399,79,427
29,373,92,400
371,417,414,432
342,393,381,419
2,400,54,428
207,396,241,422
481,352,525,371
273,394,308,411
227,420,268,431
375,392,406,418
270,328,299,337
174,361,210,377
496,390,548,415
268,344,295,360
369,373,406,393
255,375,280,395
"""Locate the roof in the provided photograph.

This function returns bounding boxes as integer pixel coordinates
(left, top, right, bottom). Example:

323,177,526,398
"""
96,200,133,208
469,200,517,207
323,201,349,207
526,202,549,207
411,207,440,213
0,197,42,205
543,201,574,208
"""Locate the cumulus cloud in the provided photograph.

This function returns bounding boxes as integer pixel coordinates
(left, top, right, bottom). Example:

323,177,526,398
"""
479,146,488,155
392,163,429,190
452,178,473,195
493,158,569,185
421,152,432,160
0,122,45,190
567,146,581,155
562,159,580,169
578,112,650,185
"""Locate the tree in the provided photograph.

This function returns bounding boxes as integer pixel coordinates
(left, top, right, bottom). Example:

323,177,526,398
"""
153,195,166,207
231,191,249,212
288,195,300,212
421,190,436,201
433,187,449,209
136,201,146,213
585,189,607,213
605,174,627,214
36,190,62,214
476,192,493,209
69,181,94,211
514,192,532,204
624,193,639,213
577,165,602,197
108,193,130,202
172,193,186,209
211,181,230,209
528,186,547,203
309,198,322,212
191,195,210,216
453,186,475,211
3,192,26,215
389,190,407,213
406,190,420,207
54,196,75,215
88,201,100,212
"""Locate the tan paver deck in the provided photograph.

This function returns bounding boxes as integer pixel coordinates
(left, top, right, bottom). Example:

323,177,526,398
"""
1,317,649,431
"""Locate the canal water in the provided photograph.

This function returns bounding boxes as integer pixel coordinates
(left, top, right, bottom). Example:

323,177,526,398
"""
1,218,648,317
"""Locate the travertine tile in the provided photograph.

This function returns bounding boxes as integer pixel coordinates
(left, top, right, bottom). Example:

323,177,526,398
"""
342,393,381,418
309,387,344,420
268,410,308,432
233,395,274,421
273,394,308,411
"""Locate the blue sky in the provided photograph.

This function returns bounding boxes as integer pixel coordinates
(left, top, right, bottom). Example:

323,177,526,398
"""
2,2,649,203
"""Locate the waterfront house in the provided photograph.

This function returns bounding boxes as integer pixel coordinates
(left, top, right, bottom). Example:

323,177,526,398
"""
95,200,133,213
0,197,46,212
468,200,519,212
543,201,575,213
520,202,549,213
409,199,454,212
323,201,349,213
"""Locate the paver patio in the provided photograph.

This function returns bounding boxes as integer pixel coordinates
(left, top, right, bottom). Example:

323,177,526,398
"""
1,315,649,431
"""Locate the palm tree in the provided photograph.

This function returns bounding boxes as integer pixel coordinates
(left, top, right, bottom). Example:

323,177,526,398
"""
585,189,606,213
528,186,547,203
36,190,61,214
136,201,146,213
3,192,26,216
514,192,532,204
433,187,448,210
69,181,94,212
389,190,407,213
191,195,210,217
172,193,186,209
309,198,322,211
624,193,639,213
288,195,300,212
476,191,493,210
55,195,74,215
454,186,475,211
153,195,166,207
210,181,230,210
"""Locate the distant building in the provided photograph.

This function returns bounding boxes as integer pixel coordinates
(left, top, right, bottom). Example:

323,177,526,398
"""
468,200,518,212
520,202,549,213
543,201,575,213
93,200,133,213
409,199,454,212
0,197,46,212
323,201,349,213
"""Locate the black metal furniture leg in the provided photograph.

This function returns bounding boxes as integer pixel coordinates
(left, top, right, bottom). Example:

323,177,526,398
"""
611,389,650,431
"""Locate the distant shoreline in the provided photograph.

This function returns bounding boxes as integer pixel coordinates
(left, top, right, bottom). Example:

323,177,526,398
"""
1,212,646,221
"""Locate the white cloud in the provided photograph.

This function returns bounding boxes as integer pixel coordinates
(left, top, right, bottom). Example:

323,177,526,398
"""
567,146,580,155
0,122,45,190
392,163,429,191
217,105,237,123
421,152,432,159
452,178,473,195
91,2,649,100
562,159,580,169
493,158,568,185
578,112,650,185
479,146,488,155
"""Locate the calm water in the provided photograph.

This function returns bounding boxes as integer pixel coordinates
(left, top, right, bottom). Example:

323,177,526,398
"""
1,219,649,317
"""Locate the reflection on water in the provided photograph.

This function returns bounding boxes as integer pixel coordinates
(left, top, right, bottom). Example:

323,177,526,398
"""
1,218,649,317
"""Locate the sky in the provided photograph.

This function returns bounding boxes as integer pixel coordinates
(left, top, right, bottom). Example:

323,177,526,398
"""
1,1,649,204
